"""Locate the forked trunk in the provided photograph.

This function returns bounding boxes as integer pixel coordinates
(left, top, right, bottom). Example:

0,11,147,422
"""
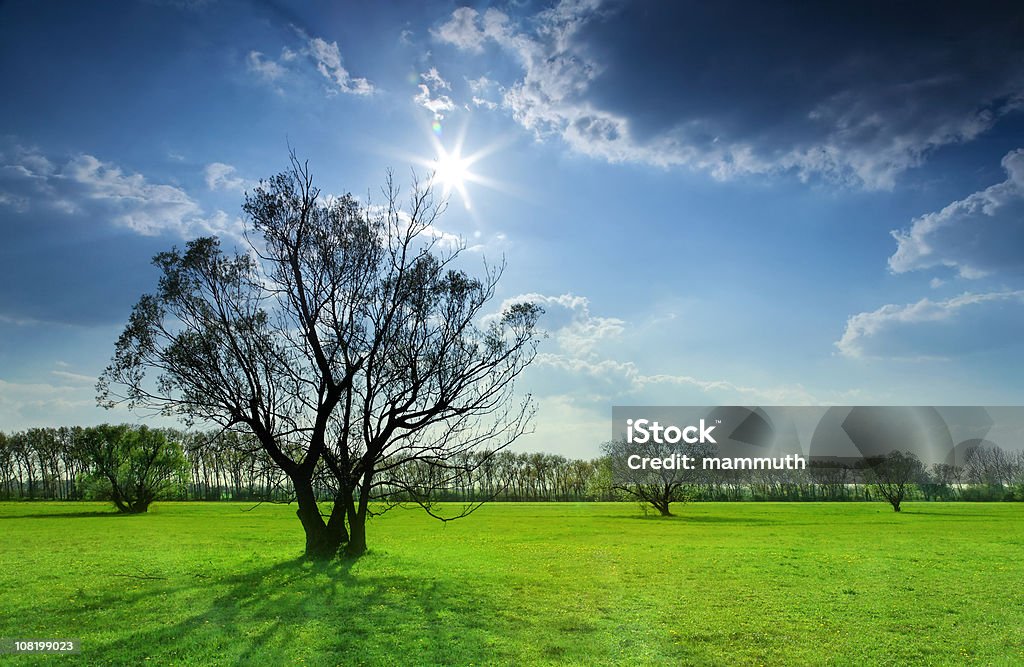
294,478,343,559
653,496,672,516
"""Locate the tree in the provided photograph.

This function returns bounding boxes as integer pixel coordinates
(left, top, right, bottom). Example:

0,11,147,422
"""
919,463,959,501
98,155,541,558
601,439,706,516
80,424,188,513
861,450,924,512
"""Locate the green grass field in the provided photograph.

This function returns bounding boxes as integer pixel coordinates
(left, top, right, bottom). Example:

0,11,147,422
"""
1,501,1022,665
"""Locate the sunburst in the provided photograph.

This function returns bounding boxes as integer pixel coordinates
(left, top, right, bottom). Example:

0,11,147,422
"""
407,122,507,211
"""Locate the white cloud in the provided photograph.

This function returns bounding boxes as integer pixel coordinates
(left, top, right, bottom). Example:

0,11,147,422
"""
247,50,288,82
0,376,174,431
432,3,721,172
467,76,501,109
487,290,845,455
0,378,95,429
890,148,1024,278
836,290,1024,359
434,2,1024,189
0,313,51,327
247,35,373,97
492,292,821,409
533,353,819,405
307,36,374,96
432,6,488,53
0,144,244,241
421,67,450,91
51,369,95,384
414,67,455,116
492,292,624,356
471,97,498,111
204,162,246,192
414,85,455,115
467,75,496,95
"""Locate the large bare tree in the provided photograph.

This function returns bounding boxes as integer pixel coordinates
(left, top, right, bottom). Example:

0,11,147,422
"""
98,155,541,558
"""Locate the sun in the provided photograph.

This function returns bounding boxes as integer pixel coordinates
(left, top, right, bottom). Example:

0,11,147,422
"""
433,145,473,204
403,122,509,212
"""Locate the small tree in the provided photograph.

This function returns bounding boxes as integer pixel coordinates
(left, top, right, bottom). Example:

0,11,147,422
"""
861,450,924,512
601,439,706,516
80,425,188,513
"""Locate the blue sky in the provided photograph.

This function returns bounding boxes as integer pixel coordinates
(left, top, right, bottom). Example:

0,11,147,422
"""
1,1,1023,457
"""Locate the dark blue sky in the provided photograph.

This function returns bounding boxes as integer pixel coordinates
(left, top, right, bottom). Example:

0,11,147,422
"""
1,1,1023,455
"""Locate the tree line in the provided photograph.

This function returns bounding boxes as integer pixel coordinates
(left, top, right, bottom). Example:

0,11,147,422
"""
3,426,1022,506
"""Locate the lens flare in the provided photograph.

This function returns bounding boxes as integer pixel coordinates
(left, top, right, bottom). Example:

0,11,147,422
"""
400,121,513,212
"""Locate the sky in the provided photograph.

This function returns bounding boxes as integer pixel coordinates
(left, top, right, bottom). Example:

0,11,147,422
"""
1,0,1023,457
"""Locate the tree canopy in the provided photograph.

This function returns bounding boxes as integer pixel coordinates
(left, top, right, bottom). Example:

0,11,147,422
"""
98,155,541,557
80,424,188,513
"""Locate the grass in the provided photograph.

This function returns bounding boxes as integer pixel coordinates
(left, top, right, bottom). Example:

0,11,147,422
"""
1,501,1022,665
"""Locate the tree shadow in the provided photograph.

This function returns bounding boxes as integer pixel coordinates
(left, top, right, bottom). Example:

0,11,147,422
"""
897,508,994,517
620,513,773,525
0,510,123,520
74,554,514,665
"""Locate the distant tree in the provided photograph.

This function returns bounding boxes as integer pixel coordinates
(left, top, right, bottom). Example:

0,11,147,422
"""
601,439,706,516
809,460,850,500
80,424,188,513
98,154,540,558
8,431,38,500
919,463,959,501
861,450,924,512
0,431,13,500
964,444,1015,490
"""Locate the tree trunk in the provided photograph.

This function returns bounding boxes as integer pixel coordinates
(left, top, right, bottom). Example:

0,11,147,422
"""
294,478,343,559
327,492,350,544
343,492,367,557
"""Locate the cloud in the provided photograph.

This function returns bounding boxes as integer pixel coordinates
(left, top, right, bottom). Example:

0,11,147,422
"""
493,292,820,407
247,33,373,97
490,291,848,454
491,292,624,356
467,75,500,110
434,2,1024,188
533,353,819,405
0,376,169,431
836,291,1024,360
431,6,488,53
51,369,95,384
0,378,94,429
204,162,246,192
890,149,1024,279
420,67,450,91
413,67,455,116
307,36,374,96
247,49,289,83
0,144,243,240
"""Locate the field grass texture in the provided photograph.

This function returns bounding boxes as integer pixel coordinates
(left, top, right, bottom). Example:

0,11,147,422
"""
1,501,1022,665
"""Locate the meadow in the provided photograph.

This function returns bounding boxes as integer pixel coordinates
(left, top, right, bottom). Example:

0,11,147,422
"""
1,501,1022,665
